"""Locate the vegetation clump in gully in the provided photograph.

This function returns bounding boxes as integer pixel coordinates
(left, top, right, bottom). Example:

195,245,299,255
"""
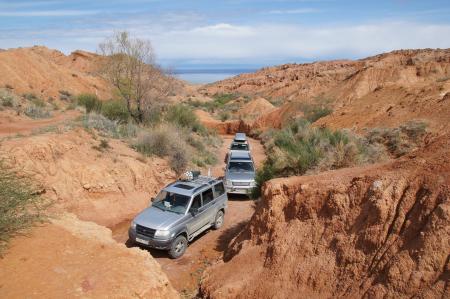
252,118,427,197
0,160,47,254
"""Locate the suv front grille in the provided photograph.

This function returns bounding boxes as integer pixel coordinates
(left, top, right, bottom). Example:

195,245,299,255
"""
136,224,156,238
233,181,250,186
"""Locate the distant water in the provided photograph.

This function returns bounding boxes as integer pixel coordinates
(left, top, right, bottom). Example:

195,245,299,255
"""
174,68,258,84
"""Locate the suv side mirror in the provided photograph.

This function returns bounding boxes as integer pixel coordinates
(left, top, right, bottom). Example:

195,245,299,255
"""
190,207,199,215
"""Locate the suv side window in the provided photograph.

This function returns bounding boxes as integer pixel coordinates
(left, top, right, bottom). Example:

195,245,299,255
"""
190,194,202,211
214,182,225,197
202,188,214,205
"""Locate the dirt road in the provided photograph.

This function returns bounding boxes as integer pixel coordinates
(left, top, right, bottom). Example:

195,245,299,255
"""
0,110,80,138
112,135,265,296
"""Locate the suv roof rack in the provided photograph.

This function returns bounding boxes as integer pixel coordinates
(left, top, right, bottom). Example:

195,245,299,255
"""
191,175,216,185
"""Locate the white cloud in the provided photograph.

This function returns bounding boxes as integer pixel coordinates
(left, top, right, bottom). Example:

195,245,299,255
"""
1,19,450,64
189,23,254,37
147,21,450,62
266,8,319,14
0,10,99,17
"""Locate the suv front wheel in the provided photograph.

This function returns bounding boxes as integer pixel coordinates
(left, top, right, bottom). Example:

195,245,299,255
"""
213,210,224,230
168,235,187,259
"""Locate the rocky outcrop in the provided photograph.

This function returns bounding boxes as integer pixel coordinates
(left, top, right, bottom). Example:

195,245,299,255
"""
0,129,175,227
0,213,179,298
200,133,450,298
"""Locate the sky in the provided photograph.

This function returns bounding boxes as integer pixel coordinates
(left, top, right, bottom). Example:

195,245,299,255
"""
1,0,450,69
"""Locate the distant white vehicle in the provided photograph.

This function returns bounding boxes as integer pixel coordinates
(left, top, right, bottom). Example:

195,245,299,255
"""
233,132,247,143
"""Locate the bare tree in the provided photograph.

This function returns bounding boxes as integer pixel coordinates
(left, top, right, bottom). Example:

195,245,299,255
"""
99,31,174,123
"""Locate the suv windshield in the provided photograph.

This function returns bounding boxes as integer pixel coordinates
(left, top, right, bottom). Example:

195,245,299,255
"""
228,161,254,172
231,143,249,151
152,191,190,214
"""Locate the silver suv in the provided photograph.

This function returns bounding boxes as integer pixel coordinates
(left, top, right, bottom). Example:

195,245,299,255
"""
224,151,256,195
129,174,228,258
230,141,250,152
233,132,247,143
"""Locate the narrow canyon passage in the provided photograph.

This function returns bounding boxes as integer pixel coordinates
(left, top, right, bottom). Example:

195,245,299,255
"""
111,135,266,294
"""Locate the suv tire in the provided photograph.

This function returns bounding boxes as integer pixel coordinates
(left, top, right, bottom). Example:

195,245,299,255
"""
213,210,224,230
168,235,187,259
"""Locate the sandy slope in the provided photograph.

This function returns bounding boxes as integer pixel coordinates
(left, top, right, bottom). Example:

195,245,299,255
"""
0,46,111,100
0,213,179,299
0,128,176,228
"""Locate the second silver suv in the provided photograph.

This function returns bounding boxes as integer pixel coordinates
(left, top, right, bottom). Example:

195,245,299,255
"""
129,174,228,258
224,151,256,195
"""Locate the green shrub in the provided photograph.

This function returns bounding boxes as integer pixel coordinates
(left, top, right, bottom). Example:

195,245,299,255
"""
92,139,111,152
212,93,238,105
101,99,130,122
436,76,450,82
297,97,333,123
32,97,46,108
117,121,139,138
251,163,276,199
0,160,46,253
366,121,427,157
142,104,163,125
59,90,72,101
303,106,333,123
82,113,140,139
219,111,230,122
186,93,239,114
24,105,51,119
77,94,102,113
1,96,14,107
134,125,190,174
22,93,38,101
253,118,373,197
82,113,118,136
165,104,199,128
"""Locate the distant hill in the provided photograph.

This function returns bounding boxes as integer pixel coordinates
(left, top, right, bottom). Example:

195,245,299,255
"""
202,49,450,132
0,46,112,100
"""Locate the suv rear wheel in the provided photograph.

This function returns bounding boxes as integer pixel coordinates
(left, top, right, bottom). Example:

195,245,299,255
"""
168,235,187,259
213,210,224,230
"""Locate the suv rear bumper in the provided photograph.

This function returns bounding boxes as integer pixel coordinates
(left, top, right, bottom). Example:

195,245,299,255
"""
128,228,173,250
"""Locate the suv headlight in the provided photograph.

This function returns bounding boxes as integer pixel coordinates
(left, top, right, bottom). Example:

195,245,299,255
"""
226,179,232,187
131,220,137,230
250,180,256,187
154,230,171,238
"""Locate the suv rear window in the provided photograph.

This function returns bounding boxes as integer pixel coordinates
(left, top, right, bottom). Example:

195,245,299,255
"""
228,161,254,172
202,188,214,205
214,182,225,197
231,143,249,151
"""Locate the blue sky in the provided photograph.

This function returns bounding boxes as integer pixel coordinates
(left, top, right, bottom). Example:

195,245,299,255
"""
1,0,450,69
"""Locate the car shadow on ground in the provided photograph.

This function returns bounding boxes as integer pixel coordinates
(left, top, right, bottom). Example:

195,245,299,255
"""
125,225,225,259
214,220,249,252
227,193,253,201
